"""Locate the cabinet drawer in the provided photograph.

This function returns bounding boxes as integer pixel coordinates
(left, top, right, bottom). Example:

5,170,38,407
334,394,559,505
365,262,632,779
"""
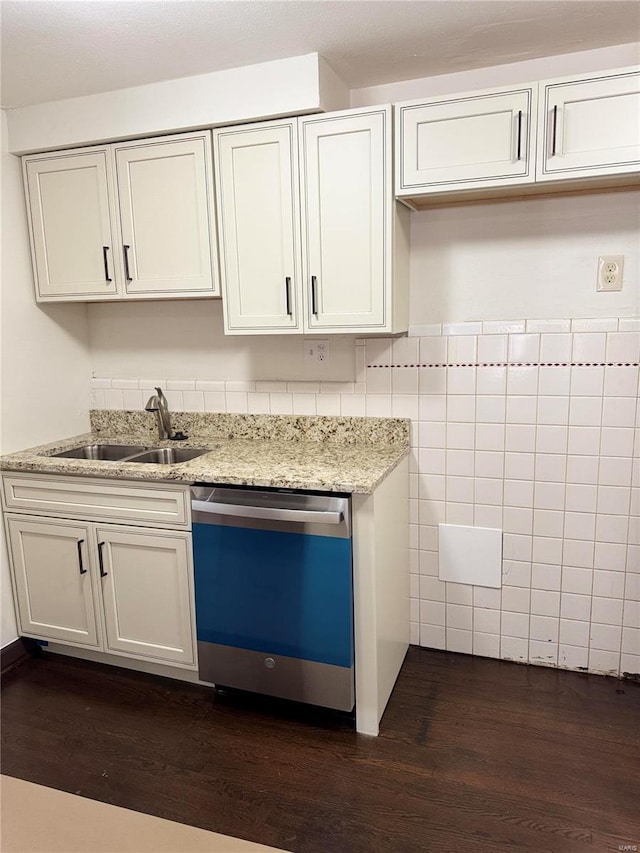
2,474,189,528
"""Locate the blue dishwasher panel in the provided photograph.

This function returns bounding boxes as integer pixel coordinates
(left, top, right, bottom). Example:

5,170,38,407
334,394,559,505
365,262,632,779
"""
193,521,353,668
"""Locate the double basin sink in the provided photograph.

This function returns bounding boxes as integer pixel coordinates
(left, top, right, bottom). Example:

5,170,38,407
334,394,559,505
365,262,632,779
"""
50,444,209,465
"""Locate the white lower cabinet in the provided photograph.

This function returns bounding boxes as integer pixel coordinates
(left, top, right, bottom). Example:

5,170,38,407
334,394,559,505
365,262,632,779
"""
5,513,196,669
97,526,195,665
6,516,101,648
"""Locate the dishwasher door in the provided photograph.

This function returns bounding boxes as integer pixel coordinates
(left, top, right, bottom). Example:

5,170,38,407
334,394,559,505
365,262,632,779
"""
192,486,354,711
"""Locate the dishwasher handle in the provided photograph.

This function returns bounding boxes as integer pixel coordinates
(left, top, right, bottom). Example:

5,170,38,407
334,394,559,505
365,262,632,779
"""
192,499,343,525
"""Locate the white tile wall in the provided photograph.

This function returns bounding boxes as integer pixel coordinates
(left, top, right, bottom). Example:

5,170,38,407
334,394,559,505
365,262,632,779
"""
91,318,640,679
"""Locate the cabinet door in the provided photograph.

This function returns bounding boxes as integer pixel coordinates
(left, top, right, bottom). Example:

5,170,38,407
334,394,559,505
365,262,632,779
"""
396,86,536,194
300,108,390,332
114,132,218,297
23,148,121,300
6,516,100,647
537,68,640,180
97,527,195,666
214,121,301,333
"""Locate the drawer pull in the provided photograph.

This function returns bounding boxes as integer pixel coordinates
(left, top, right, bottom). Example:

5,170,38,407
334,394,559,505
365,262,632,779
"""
77,539,87,575
97,541,108,578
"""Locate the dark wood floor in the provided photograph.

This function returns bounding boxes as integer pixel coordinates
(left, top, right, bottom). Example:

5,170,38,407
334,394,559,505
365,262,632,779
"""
2,647,639,853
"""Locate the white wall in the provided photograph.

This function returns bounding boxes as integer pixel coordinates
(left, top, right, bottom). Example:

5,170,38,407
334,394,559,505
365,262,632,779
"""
350,42,640,106
409,191,639,326
0,110,93,647
351,44,640,327
87,301,356,383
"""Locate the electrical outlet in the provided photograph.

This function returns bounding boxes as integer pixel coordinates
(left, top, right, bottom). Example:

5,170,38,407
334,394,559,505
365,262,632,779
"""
597,255,624,292
303,339,330,365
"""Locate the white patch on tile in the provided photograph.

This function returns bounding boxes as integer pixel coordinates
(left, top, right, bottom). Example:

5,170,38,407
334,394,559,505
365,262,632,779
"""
438,523,502,588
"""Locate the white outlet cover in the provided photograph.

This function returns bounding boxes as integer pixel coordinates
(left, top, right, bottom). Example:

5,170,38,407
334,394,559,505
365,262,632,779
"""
303,338,329,365
438,523,503,588
597,255,624,292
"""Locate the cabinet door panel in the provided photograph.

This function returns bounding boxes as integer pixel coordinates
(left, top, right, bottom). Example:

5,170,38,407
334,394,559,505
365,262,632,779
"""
97,528,194,666
115,133,218,296
6,516,100,647
397,88,535,193
214,122,301,332
301,109,389,330
538,69,640,179
24,149,120,300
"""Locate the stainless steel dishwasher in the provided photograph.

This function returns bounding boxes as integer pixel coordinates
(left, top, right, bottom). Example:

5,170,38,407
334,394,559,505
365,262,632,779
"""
191,485,354,711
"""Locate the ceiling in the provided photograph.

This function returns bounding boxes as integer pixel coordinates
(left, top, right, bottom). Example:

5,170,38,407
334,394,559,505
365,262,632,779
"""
1,0,639,109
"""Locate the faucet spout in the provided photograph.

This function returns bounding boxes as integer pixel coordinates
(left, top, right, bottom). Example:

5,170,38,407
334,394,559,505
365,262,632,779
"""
144,386,173,441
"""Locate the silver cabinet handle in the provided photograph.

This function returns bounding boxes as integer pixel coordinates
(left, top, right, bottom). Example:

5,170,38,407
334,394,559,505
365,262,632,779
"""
192,499,343,525
311,275,318,317
516,110,522,161
551,105,558,156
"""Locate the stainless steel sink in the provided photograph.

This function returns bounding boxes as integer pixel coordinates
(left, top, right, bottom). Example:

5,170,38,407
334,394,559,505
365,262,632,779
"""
126,447,209,464
50,444,148,461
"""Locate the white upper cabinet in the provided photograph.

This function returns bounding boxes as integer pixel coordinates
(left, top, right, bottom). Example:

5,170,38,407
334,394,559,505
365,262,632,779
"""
215,121,301,333
300,110,389,332
23,147,122,300
214,106,408,335
396,66,640,204
114,132,218,296
22,132,219,302
537,67,640,181
396,85,536,197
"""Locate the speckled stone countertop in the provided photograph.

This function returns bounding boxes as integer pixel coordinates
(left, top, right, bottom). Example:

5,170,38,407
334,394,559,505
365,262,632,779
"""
0,412,410,494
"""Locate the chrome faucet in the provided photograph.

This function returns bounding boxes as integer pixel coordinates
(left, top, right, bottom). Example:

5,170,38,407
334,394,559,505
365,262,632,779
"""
144,387,173,441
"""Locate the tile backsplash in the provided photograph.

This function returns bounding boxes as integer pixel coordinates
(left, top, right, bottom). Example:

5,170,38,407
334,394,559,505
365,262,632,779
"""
91,317,640,679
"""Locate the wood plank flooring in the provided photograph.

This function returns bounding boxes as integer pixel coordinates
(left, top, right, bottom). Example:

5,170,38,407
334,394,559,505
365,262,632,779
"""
2,647,639,853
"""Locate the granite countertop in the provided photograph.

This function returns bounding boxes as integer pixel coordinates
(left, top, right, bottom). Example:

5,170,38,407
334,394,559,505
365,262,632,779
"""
0,411,410,494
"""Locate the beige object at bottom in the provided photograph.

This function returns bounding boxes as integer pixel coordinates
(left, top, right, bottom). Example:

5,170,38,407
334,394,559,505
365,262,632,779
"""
0,776,287,853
